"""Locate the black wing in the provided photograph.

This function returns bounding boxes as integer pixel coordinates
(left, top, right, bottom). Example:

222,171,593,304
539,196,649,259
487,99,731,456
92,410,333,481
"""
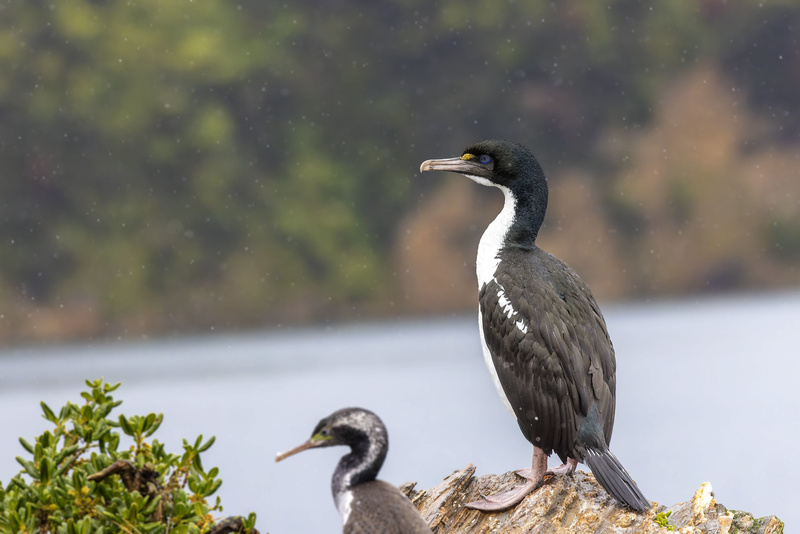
479,246,616,460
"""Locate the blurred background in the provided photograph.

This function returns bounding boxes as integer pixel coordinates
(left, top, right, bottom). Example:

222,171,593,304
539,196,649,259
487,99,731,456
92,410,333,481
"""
1,0,798,342
0,0,798,532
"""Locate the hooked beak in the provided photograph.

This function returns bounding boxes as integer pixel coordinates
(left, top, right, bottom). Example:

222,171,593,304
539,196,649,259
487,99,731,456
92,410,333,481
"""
419,157,492,179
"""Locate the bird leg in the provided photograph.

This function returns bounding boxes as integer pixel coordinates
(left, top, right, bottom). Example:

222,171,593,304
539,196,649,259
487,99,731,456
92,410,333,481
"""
464,447,548,512
545,457,578,476
515,456,578,479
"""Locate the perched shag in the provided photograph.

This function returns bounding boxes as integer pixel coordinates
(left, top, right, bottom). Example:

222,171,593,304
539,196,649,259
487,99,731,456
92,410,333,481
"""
420,140,649,512
275,407,431,533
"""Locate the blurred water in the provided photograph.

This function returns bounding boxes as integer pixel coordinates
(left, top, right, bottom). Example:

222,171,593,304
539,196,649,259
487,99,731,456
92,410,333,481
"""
0,290,797,533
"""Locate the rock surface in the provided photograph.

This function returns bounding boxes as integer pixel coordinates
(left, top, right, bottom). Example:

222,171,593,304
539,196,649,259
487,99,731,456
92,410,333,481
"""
400,465,784,534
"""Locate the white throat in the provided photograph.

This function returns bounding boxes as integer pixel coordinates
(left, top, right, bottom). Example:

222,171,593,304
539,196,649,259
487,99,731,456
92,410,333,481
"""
475,182,515,287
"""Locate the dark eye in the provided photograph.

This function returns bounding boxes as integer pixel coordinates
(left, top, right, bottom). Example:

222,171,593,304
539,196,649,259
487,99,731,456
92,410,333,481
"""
479,155,492,164
321,428,329,437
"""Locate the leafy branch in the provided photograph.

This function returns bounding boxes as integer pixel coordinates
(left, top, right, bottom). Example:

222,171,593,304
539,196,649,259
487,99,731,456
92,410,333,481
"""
0,379,259,534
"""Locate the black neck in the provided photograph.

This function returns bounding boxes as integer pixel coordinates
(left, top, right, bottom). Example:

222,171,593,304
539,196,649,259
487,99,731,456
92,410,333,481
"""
331,431,386,499
505,178,548,249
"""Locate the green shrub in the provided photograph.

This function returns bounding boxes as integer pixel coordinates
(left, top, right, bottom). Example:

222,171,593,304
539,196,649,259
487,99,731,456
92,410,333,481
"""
0,379,258,534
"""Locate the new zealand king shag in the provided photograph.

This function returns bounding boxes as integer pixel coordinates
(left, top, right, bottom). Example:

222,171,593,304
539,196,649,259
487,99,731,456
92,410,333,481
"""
420,140,650,512
275,407,431,533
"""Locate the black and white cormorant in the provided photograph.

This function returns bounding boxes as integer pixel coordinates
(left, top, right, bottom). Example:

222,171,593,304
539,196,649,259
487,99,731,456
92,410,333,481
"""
420,140,650,512
275,407,431,533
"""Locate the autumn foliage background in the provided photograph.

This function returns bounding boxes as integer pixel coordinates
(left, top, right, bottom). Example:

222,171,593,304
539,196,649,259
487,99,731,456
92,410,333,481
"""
1,0,798,343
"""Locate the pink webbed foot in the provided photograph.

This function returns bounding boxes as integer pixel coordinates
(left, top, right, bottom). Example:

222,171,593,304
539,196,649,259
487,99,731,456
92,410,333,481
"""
464,447,556,512
463,476,543,512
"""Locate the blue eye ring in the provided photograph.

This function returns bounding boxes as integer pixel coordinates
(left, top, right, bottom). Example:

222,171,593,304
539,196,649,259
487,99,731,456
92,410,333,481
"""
479,155,492,164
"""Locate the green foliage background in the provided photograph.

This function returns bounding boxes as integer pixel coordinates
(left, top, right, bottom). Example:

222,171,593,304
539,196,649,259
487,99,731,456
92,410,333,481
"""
1,0,798,341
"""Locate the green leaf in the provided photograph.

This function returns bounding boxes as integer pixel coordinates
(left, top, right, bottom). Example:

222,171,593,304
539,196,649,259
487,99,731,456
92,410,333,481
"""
41,401,58,423
118,414,134,436
99,510,125,524
143,413,156,432
108,433,120,452
127,499,141,521
18,437,35,454
16,457,39,479
54,462,71,479
39,456,53,483
55,444,80,465
207,478,222,496
144,413,163,437
131,415,145,434
654,510,675,531
197,435,215,452
173,501,189,518
141,494,162,517
192,453,204,471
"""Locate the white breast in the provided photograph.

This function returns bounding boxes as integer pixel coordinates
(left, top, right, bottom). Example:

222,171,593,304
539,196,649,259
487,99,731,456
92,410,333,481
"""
473,182,518,414
336,489,354,527
477,308,514,413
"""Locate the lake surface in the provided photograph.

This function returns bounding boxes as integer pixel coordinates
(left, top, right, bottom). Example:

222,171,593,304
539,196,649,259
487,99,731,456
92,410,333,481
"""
0,290,797,532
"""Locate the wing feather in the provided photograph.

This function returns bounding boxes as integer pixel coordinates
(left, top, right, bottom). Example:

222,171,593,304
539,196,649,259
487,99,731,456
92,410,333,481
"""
479,246,616,458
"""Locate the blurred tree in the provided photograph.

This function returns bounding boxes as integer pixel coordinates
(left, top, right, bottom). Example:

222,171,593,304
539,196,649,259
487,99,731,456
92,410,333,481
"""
0,0,797,342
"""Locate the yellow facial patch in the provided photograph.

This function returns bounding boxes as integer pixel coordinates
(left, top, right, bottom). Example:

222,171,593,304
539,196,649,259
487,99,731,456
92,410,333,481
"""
461,153,476,160
311,430,333,443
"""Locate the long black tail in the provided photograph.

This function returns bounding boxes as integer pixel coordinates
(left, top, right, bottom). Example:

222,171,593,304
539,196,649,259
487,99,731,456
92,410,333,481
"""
584,447,650,511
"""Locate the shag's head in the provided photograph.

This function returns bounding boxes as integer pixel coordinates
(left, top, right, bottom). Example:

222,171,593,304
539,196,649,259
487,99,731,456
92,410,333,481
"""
275,407,387,463
420,140,549,245
420,139,546,192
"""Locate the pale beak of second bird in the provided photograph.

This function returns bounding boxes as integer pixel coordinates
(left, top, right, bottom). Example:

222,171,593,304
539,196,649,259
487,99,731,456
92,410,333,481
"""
275,439,323,463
